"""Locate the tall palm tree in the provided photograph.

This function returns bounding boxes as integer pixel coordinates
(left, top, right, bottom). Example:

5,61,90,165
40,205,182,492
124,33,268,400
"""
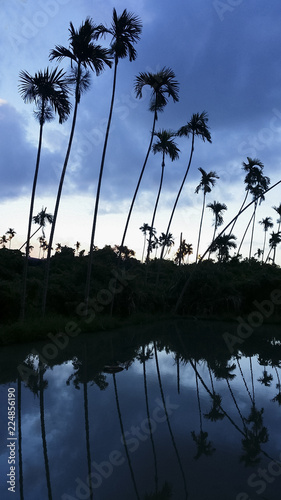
139,223,152,262
248,171,270,259
6,228,16,249
229,157,264,236
158,232,174,258
18,67,70,321
195,168,219,263
207,201,227,257
259,217,273,262
42,18,112,315
19,207,53,251
119,67,179,252
85,9,142,304
160,111,212,259
265,231,281,264
272,203,281,262
146,129,179,262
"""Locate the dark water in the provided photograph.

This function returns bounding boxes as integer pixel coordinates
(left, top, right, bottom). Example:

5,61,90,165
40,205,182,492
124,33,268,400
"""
0,319,281,500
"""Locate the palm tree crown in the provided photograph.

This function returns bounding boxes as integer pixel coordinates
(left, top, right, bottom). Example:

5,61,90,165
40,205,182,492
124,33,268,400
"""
177,111,212,143
18,67,71,124
195,168,219,196
152,129,180,165
135,66,179,114
96,8,142,63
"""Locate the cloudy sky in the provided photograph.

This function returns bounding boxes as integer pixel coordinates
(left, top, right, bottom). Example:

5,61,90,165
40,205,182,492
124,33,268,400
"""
1,0,281,262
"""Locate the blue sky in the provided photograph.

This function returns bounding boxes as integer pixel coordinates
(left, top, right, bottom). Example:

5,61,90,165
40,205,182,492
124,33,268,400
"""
1,0,281,261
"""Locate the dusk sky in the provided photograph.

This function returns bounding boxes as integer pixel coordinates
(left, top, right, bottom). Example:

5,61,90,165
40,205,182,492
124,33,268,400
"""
1,0,281,262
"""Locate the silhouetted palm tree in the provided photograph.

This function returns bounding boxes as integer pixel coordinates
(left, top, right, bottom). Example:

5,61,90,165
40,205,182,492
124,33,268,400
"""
207,201,227,257
195,168,219,262
272,203,281,262
210,233,237,262
248,171,270,258
146,130,179,262
42,18,112,315
0,235,8,248
265,231,281,264
259,216,273,262
174,238,192,265
19,207,53,251
18,67,70,320
119,67,179,251
158,232,174,258
86,8,142,306
160,111,212,259
6,228,16,249
140,223,152,262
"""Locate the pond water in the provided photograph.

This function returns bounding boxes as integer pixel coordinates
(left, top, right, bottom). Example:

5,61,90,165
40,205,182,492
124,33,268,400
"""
0,319,281,500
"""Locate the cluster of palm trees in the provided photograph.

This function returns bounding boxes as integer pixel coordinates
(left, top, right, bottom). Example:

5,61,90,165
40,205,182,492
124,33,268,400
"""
0,228,16,248
9,7,280,321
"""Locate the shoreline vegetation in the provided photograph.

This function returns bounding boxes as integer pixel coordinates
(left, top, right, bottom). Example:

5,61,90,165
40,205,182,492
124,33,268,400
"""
1,246,281,346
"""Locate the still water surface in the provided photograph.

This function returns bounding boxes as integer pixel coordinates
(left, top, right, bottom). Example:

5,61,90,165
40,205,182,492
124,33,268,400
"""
0,319,281,499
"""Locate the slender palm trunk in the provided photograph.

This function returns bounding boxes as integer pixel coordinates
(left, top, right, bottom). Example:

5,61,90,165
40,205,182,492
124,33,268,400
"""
119,109,157,251
262,229,268,263
19,226,42,252
141,232,147,263
160,132,195,260
208,220,218,258
146,155,165,262
21,112,44,321
237,210,255,256
229,190,248,237
195,192,206,263
142,346,158,493
39,362,52,500
273,219,281,263
42,72,80,315
85,59,118,307
249,202,258,259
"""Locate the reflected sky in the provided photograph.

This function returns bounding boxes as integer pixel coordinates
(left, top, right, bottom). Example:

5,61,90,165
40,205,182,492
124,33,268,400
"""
0,323,281,500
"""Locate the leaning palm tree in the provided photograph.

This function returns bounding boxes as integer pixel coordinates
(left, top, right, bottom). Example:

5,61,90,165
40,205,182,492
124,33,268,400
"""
259,217,273,262
272,203,281,263
119,67,179,252
19,207,53,251
18,67,70,320
42,18,112,315
195,168,219,263
146,129,180,262
160,111,212,259
85,9,142,304
248,172,270,259
207,201,227,257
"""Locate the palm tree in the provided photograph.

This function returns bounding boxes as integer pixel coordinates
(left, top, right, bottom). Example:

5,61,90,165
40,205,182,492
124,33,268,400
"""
195,168,219,263
18,67,70,320
85,9,142,304
229,157,264,237
139,223,152,262
6,228,16,249
158,232,174,258
259,217,273,262
160,111,212,259
248,171,270,258
174,238,192,266
74,241,80,256
207,201,227,257
272,203,281,262
210,233,237,262
146,130,180,262
265,231,281,264
19,207,53,251
42,18,112,315
119,67,179,253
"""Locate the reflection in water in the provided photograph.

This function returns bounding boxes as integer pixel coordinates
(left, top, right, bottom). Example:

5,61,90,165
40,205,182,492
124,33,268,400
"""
0,320,281,499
